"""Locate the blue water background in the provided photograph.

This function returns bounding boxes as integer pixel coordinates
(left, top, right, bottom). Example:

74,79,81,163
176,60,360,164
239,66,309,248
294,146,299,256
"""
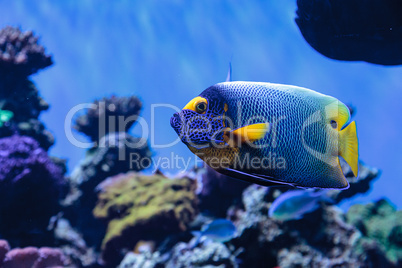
1,0,401,209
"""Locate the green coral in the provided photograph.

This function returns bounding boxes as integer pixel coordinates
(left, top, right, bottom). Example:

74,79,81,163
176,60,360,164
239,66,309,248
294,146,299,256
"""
346,199,402,263
93,172,198,265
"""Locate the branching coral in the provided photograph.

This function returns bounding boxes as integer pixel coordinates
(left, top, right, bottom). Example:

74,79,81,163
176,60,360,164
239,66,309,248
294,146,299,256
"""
93,172,198,266
73,95,143,142
0,135,67,246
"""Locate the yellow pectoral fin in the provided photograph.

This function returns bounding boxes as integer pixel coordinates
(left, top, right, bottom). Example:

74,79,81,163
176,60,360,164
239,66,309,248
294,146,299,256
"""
225,123,269,147
339,121,359,177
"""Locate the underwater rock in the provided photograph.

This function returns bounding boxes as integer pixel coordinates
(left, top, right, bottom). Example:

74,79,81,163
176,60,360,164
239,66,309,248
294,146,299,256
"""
93,172,198,266
0,241,70,268
53,218,98,268
73,95,142,142
0,135,67,247
230,184,394,267
69,132,151,193
346,199,402,264
118,241,237,268
0,26,52,76
295,0,402,65
64,132,152,248
197,165,251,217
118,252,160,268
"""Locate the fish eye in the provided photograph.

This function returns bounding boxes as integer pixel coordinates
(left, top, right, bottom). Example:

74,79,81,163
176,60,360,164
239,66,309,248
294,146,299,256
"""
330,120,337,129
195,101,207,114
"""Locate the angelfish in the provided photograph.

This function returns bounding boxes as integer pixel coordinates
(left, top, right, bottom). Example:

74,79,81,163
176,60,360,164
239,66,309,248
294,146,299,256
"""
170,80,358,189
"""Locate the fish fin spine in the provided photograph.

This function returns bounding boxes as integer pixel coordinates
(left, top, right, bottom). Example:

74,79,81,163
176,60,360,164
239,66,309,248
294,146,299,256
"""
339,121,359,177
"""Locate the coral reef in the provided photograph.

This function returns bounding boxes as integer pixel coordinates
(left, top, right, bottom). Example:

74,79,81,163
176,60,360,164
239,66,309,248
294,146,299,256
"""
73,95,142,142
0,26,54,149
53,218,98,267
63,131,152,250
0,26,52,76
0,239,69,267
116,162,402,268
118,241,237,268
69,132,152,195
93,172,198,266
0,135,67,247
347,199,402,265
231,184,394,267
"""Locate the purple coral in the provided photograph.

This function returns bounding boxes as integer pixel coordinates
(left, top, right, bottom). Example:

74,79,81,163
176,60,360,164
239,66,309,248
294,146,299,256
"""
0,135,67,245
73,95,142,142
0,240,69,268
0,26,52,76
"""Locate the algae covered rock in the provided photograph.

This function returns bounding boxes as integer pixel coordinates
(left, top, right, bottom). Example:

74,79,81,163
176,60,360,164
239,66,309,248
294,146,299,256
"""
93,172,198,266
346,199,402,264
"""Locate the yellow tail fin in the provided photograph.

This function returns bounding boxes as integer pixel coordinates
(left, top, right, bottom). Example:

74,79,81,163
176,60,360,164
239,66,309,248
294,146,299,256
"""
339,121,359,177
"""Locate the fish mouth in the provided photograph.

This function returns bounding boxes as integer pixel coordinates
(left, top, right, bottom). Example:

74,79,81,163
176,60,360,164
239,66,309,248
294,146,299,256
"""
170,113,182,133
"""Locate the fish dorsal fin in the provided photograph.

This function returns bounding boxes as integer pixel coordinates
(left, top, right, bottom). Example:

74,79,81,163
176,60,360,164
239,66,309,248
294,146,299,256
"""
225,62,232,82
324,100,351,130
223,123,269,147
339,121,359,177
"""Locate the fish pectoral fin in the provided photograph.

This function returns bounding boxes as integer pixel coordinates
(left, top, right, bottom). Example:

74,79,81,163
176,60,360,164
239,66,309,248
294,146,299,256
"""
339,121,359,177
220,168,294,187
223,123,269,148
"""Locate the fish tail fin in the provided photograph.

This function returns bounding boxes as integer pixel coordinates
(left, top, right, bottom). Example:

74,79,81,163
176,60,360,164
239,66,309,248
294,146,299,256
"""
339,121,359,177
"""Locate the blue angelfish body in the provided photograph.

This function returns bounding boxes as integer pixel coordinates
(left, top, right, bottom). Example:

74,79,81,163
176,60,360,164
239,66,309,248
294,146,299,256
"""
171,81,359,189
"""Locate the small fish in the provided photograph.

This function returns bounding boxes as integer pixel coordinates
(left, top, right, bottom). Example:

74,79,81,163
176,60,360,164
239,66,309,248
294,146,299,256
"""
170,81,358,189
192,219,236,245
0,110,13,127
268,189,332,221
